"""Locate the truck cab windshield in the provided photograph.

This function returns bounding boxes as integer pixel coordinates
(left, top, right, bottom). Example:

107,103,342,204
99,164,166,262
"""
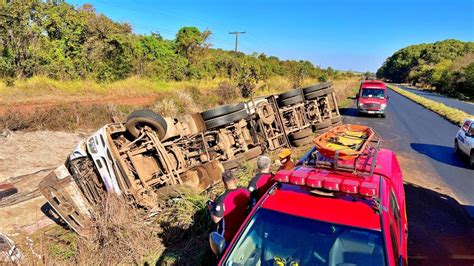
223,208,386,266
361,88,385,99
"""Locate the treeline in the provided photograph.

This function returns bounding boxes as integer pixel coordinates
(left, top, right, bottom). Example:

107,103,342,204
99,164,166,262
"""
0,1,351,96
377,39,474,99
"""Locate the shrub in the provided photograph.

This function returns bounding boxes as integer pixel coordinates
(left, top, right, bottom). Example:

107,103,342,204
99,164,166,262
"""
215,81,239,104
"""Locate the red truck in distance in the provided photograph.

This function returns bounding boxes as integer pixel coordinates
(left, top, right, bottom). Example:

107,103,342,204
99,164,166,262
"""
357,80,389,118
210,125,408,266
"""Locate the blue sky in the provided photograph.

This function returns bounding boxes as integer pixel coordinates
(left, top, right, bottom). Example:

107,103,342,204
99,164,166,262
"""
68,0,473,72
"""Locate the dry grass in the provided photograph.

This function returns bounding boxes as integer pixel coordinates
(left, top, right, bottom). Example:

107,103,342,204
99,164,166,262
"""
388,84,473,125
0,103,134,131
332,77,361,108
0,76,359,132
76,195,163,264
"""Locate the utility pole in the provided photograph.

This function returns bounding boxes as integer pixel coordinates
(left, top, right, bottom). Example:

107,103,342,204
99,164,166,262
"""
229,31,246,52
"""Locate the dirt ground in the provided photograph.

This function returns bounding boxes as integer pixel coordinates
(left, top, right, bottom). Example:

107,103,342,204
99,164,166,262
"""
0,130,90,181
0,96,157,115
0,130,91,234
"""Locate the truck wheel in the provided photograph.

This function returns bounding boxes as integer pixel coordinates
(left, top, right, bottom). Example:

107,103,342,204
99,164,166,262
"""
278,94,305,107
292,136,313,147
204,109,249,129
454,140,460,155
125,110,167,139
201,103,246,121
278,88,303,100
470,151,474,168
304,88,334,100
289,128,312,140
302,82,332,94
314,119,332,130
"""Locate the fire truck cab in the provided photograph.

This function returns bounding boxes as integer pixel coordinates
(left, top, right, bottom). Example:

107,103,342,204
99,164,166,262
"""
210,126,408,266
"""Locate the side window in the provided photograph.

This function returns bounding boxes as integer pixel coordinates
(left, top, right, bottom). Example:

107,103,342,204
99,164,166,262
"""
462,121,471,132
390,223,400,265
468,124,474,136
390,191,402,243
390,190,402,228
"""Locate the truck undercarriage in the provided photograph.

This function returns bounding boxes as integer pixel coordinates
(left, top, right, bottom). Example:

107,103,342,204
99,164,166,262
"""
38,81,341,234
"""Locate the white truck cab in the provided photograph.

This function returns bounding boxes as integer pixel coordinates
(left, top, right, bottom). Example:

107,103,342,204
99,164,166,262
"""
455,118,474,168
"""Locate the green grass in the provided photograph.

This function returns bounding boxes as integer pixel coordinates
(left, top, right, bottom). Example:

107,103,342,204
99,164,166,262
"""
388,84,473,125
338,86,359,109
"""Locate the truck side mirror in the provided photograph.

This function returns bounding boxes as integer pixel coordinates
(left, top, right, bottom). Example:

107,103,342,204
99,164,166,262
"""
209,232,226,256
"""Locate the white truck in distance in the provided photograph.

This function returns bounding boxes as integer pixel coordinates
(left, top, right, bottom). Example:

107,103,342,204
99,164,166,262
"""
455,118,474,168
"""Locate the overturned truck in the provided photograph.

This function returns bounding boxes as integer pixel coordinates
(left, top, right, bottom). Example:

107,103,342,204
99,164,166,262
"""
39,82,341,233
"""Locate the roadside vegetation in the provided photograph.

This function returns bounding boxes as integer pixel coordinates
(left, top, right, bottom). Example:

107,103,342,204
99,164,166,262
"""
0,0,360,132
388,84,472,125
0,75,361,132
377,39,474,100
0,1,345,90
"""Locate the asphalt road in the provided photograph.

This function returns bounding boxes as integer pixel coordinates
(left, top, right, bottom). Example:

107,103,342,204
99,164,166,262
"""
397,85,474,115
343,88,473,206
342,89,474,263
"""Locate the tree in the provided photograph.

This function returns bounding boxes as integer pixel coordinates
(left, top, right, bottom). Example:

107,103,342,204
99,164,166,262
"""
175,27,211,62
236,58,262,98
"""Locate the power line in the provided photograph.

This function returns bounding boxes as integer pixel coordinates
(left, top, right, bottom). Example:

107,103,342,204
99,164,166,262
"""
92,1,262,53
229,31,245,52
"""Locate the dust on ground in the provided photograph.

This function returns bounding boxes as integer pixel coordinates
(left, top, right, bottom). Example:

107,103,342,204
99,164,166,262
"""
0,130,90,233
0,130,90,181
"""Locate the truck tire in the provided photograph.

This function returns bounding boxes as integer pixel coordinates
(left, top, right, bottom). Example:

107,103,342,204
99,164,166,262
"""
470,150,474,168
302,82,332,94
278,88,303,100
289,128,312,140
205,109,249,129
292,136,313,147
304,88,334,100
244,146,263,160
125,110,167,139
314,119,332,130
454,140,461,155
201,103,246,121
278,94,305,107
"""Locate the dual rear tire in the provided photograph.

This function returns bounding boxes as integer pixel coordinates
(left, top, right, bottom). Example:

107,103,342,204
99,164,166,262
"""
200,103,249,129
289,128,313,147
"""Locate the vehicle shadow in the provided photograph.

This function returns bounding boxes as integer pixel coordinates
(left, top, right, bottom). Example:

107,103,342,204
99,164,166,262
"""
40,202,69,227
153,203,218,266
339,107,359,117
410,143,471,169
404,182,474,265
